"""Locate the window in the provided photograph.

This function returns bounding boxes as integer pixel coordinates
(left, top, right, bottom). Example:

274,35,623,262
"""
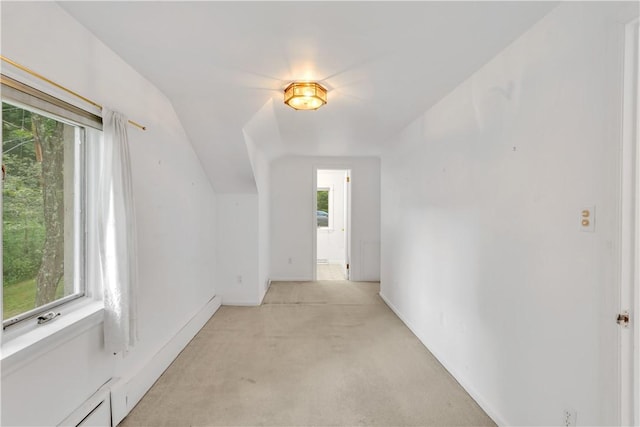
317,188,329,228
2,76,100,328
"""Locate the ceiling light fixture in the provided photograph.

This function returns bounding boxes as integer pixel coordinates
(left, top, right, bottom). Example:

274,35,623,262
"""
284,82,327,110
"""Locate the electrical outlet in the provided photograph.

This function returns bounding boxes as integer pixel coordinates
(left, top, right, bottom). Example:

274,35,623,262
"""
580,206,595,232
563,409,577,426
236,275,243,284
288,257,293,264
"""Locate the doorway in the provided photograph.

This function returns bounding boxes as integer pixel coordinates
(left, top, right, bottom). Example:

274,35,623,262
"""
314,168,351,281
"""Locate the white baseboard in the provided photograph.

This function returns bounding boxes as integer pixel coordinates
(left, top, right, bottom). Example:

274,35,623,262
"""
110,295,222,425
259,279,272,305
222,300,260,306
378,292,506,427
269,276,312,282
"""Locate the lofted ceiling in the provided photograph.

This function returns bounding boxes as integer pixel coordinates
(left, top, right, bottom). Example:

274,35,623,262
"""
59,1,556,193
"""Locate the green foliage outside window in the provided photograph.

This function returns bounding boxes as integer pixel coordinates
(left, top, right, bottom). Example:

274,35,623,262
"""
3,104,45,287
317,189,329,227
3,102,69,319
317,189,328,212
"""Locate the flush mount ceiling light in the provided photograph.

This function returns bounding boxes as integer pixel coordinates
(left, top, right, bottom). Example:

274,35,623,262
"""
284,82,327,110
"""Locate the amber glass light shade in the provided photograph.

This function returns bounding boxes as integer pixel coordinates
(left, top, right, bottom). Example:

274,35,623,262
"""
284,82,327,110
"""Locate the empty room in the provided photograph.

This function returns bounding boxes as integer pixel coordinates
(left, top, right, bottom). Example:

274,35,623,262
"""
1,1,639,426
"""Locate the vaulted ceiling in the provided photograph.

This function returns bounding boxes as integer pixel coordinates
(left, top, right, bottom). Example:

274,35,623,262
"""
59,1,557,192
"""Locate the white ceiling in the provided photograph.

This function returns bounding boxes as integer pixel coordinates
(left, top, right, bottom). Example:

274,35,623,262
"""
59,1,556,193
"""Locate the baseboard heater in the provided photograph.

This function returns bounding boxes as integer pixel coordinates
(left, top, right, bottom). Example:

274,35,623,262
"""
56,295,222,427
58,379,113,427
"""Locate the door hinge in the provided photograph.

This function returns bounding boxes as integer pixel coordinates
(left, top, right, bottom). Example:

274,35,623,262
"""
346,263,349,270
617,311,630,328
346,176,350,183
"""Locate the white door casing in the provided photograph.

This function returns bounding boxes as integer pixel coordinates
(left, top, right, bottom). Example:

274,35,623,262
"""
620,17,639,426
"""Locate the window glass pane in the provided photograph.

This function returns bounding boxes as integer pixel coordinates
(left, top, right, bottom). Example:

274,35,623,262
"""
317,189,329,227
2,101,83,321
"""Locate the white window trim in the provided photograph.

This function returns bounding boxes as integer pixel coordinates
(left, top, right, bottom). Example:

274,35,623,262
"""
1,75,104,362
0,111,87,329
1,300,103,376
317,185,334,231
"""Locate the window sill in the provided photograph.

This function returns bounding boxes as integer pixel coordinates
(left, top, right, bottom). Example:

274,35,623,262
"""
1,300,104,376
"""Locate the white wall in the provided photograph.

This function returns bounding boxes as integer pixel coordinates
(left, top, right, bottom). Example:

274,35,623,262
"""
271,156,380,282
317,170,347,263
380,2,639,426
215,194,261,305
244,125,273,302
1,3,218,425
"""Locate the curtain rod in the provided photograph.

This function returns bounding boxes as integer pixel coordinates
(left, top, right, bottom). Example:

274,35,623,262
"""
1,55,147,131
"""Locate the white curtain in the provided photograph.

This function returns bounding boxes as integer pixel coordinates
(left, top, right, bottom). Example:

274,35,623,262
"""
99,109,138,355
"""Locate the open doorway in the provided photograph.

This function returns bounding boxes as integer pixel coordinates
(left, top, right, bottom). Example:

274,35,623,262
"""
315,168,351,281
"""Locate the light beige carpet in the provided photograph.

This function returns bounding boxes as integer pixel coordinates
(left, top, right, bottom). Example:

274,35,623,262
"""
119,281,495,426
316,263,347,280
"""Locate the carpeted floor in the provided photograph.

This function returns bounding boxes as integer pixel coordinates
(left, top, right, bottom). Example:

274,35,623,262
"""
316,263,347,280
119,281,495,426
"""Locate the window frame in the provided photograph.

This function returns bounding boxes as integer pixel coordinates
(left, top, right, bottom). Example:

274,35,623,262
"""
1,74,101,329
317,186,332,229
